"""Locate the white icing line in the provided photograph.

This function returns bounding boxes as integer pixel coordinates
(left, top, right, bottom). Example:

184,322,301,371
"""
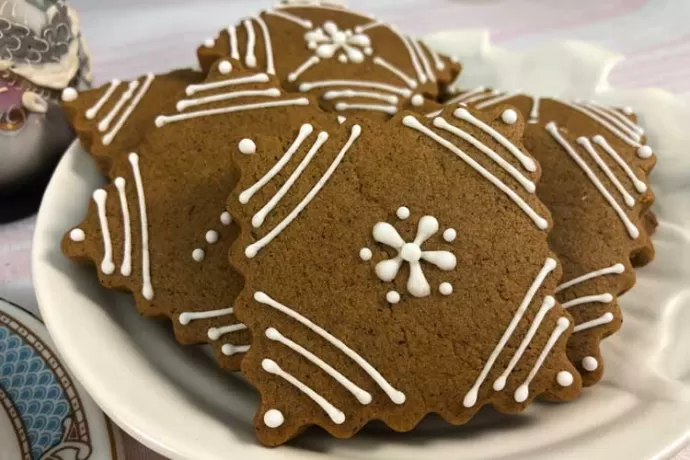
335,102,397,114
529,97,540,123
562,293,613,309
592,136,648,193
275,3,366,18
493,296,555,391
179,307,234,325
265,9,312,28
255,291,405,404
425,109,442,118
556,263,625,293
444,87,485,105
208,323,247,341
98,80,138,133
86,79,120,120
387,26,425,84
114,178,132,276
222,344,250,356
463,258,557,407
262,359,345,424
460,90,501,105
103,73,155,146
373,56,418,88
155,98,310,127
577,137,636,207
266,327,373,404
92,189,115,275
252,131,329,228
581,103,642,141
590,102,644,135
324,89,398,104
255,15,275,75
176,88,281,111
426,42,446,71
455,108,537,172
355,21,383,33
128,153,153,300
573,312,615,333
186,73,270,96
410,37,435,83
246,125,362,258
299,79,412,97
546,123,639,239
243,19,257,68
404,116,547,230
228,25,240,60
434,117,535,193
514,317,570,403
557,100,640,147
288,56,320,82
239,124,313,204
475,91,520,110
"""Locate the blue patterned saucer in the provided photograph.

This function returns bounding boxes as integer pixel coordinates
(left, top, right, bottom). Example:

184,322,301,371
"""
0,298,120,460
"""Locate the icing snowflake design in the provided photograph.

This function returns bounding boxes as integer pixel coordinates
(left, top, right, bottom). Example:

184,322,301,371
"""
371,214,457,298
304,21,372,63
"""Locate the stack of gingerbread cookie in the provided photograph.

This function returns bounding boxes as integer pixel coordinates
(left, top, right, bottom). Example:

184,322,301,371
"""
59,1,656,447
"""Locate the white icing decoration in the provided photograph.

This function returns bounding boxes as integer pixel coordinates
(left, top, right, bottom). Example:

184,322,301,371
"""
557,371,574,387
501,109,518,125
266,9,313,29
581,102,643,139
262,359,345,424
557,100,640,147
86,79,120,119
254,15,275,75
592,136,648,193
463,258,557,408
128,154,153,300
439,282,453,296
410,37,435,83
386,291,401,304
556,263,625,293
288,56,320,82
255,291,406,404
546,123,639,239
459,89,502,106
240,124,313,204
69,228,85,242
445,86,485,105
475,91,521,110
243,19,257,68
493,296,555,391
373,56,418,89
227,25,240,60
396,206,410,220
455,108,537,172
411,94,424,107
220,212,232,225
156,98,310,128
61,87,78,102
218,60,232,75
637,145,653,159
176,88,282,112
529,97,541,123
337,115,346,124
562,293,613,309
387,25,425,84
577,137,636,207
373,215,456,298
245,125,361,258
203,38,215,48
355,21,383,33
573,312,615,333
514,317,570,403
179,307,234,325
434,117,536,193
263,409,285,428
222,344,251,356
300,79,412,98
114,177,132,277
92,189,115,275
208,323,247,341
266,327,372,404
205,230,219,244
443,228,456,242
104,74,155,146
324,89,398,105
582,356,599,371
427,44,446,71
98,80,138,132
359,248,372,261
404,116,546,228
185,74,270,96
252,132,329,228
304,21,371,64
335,102,397,114
622,106,634,116
338,54,347,63
238,138,258,155
426,109,442,118
192,248,205,262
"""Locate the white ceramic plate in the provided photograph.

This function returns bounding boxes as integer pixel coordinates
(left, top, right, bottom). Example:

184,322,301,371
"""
33,33,690,460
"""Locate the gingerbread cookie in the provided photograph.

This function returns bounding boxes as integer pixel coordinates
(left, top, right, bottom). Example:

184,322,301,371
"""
197,2,460,118
226,103,583,446
438,89,656,385
62,59,344,370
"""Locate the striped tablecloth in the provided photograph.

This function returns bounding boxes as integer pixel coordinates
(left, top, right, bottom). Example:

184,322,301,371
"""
1,0,689,458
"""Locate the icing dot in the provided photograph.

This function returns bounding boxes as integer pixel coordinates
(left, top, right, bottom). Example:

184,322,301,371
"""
264,409,285,428
364,47,373,55
396,206,410,220
557,371,574,387
192,248,205,262
222,344,245,356
218,60,232,74
203,38,215,48
206,230,219,244
359,248,372,261
582,356,599,372
220,212,232,225
501,109,518,125
637,145,653,159
69,228,85,242
514,384,529,403
386,291,401,304
61,87,78,102
238,138,257,155
338,54,347,63
411,94,424,107
443,228,457,242
337,115,346,124
439,282,453,296
623,106,634,115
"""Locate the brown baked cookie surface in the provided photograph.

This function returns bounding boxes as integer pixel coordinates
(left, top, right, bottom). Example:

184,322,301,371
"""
227,104,583,446
61,59,343,370
197,3,460,118
437,89,656,386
